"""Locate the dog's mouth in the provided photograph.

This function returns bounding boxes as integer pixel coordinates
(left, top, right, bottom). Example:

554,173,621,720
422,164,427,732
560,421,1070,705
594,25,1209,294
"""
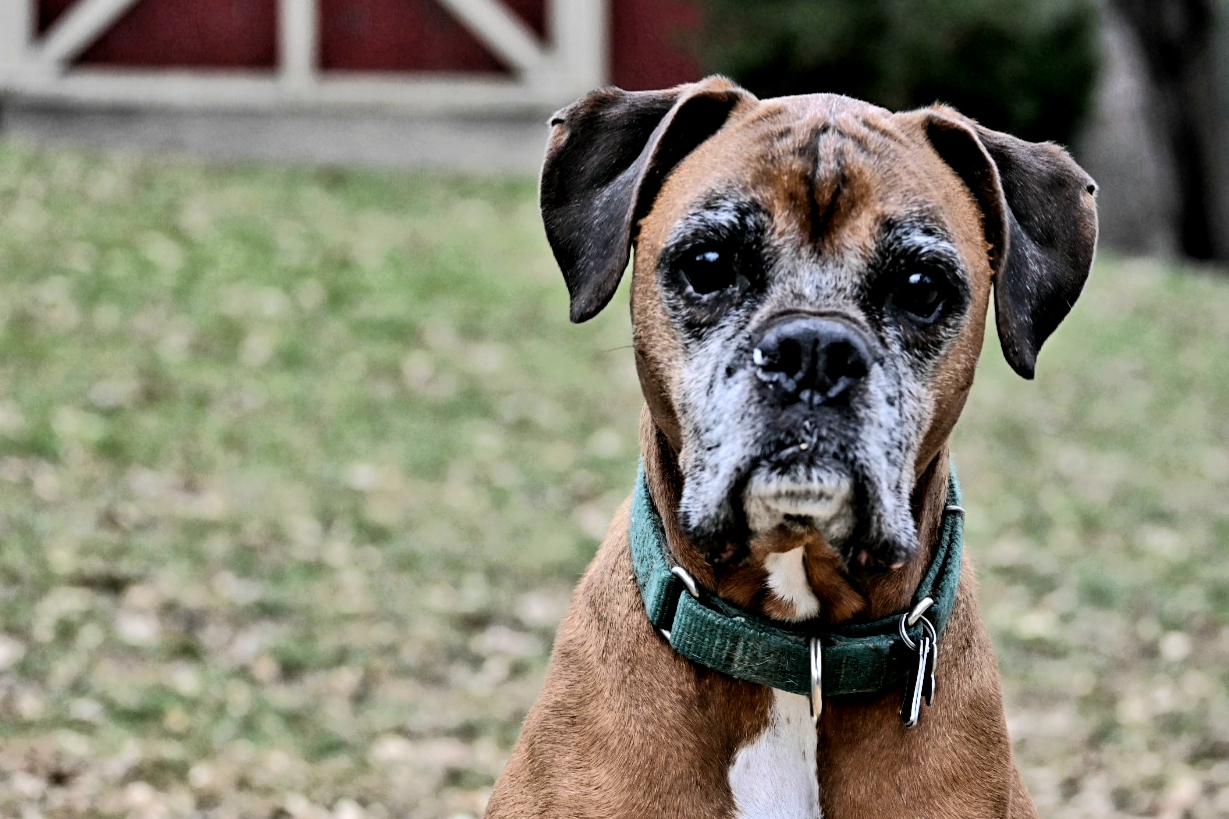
680,441,916,571
741,454,856,545
676,376,922,571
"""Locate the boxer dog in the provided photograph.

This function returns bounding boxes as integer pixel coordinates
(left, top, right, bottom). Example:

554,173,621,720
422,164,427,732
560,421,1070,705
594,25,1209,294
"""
486,77,1097,818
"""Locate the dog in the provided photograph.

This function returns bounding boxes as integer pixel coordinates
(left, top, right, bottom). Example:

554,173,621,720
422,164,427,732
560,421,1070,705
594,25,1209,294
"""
486,77,1097,818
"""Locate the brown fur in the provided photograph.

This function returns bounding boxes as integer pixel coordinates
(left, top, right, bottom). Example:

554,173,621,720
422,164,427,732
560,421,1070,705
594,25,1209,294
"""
488,78,1095,818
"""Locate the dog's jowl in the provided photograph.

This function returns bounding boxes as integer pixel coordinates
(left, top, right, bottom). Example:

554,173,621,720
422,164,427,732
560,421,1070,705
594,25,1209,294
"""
487,77,1097,819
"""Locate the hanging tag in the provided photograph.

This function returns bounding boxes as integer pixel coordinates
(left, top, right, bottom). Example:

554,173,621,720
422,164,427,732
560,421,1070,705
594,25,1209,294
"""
900,634,931,729
923,637,938,707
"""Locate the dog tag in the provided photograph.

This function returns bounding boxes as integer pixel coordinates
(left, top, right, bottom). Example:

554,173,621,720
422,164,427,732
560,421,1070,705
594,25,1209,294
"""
900,634,931,729
922,637,938,707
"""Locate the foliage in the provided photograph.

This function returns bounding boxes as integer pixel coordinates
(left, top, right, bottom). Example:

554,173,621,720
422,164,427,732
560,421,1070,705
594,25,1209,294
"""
0,142,1226,818
694,0,1101,144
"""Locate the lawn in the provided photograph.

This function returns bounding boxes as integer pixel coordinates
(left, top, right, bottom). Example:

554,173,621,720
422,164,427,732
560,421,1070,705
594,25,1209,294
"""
0,141,1225,819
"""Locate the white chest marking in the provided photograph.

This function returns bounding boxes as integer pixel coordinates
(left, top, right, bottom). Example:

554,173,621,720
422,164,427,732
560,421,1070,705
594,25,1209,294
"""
729,690,821,819
764,548,821,621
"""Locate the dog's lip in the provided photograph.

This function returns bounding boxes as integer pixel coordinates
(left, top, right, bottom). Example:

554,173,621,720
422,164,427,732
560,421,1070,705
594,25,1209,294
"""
762,437,829,467
740,457,855,543
769,440,815,459
759,437,851,475
742,475,852,518
742,444,852,493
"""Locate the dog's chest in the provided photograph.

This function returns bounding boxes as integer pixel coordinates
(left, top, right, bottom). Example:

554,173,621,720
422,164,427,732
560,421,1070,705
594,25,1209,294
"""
728,689,822,819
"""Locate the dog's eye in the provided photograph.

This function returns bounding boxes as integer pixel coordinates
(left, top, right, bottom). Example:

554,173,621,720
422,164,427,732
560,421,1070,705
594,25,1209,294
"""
678,247,738,296
890,270,949,322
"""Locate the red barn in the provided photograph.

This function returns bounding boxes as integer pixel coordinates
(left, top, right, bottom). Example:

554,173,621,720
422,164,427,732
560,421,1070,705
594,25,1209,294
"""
0,0,703,111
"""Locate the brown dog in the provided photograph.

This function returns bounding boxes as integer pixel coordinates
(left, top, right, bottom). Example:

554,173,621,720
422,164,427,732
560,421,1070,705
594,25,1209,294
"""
486,77,1097,818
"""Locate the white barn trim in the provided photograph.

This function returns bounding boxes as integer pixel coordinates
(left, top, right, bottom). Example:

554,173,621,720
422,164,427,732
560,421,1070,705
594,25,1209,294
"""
0,0,609,113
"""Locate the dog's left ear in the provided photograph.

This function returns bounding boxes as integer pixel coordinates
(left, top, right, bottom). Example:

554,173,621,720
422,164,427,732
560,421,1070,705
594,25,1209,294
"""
915,109,1098,378
540,77,756,323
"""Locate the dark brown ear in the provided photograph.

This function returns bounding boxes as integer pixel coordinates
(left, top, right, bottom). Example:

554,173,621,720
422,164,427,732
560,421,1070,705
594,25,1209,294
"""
921,110,1098,378
540,77,756,323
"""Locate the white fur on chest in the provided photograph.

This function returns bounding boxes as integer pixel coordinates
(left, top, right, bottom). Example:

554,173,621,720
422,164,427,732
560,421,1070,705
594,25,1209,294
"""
728,690,821,819
764,548,821,620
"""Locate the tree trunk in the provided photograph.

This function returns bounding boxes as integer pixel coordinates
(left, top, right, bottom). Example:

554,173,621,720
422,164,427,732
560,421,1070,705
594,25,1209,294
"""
1112,0,1229,261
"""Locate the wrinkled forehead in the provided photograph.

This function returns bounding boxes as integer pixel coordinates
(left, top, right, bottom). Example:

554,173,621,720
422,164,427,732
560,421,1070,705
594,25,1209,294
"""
640,94,985,266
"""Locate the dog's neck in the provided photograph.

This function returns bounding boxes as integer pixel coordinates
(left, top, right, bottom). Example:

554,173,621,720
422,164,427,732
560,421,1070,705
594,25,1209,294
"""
639,407,952,627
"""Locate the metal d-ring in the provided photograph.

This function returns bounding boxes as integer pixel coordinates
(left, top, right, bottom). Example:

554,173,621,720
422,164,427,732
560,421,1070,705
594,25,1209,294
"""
659,567,700,644
671,565,700,598
898,597,937,650
907,596,934,627
809,636,823,725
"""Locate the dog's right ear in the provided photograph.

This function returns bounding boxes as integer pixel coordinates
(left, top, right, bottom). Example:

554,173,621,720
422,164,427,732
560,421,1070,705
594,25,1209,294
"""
540,77,755,323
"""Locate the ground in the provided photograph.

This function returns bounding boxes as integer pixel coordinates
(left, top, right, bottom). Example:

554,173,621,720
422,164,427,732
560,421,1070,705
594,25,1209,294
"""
0,141,1225,819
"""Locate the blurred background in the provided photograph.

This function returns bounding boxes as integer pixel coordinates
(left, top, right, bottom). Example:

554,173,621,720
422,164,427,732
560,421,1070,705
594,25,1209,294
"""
0,1,1226,818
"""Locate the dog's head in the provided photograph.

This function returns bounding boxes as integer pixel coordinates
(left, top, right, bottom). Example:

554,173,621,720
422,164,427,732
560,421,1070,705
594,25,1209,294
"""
541,77,1096,571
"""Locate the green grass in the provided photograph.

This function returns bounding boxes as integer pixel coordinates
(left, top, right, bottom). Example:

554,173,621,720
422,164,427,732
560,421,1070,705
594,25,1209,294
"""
0,141,1226,818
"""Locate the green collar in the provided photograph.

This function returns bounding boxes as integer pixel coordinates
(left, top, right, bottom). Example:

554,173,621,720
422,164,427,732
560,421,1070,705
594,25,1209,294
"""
631,465,964,722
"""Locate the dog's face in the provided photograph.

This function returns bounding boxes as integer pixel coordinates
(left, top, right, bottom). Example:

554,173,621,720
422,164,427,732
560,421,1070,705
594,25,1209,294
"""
541,78,1096,570
633,96,993,568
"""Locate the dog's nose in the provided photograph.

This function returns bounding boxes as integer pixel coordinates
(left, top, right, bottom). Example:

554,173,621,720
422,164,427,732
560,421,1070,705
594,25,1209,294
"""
752,315,872,403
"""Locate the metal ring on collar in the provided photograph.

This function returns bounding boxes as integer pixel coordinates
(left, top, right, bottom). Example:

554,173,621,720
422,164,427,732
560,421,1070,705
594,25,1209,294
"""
670,565,700,598
906,596,935,627
898,609,938,651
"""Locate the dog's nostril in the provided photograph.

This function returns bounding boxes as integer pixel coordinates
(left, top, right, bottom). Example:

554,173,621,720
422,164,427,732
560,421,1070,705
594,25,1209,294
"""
826,340,868,382
754,336,808,397
774,338,804,378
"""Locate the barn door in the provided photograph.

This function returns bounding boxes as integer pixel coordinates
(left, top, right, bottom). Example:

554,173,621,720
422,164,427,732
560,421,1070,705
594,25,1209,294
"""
0,0,608,110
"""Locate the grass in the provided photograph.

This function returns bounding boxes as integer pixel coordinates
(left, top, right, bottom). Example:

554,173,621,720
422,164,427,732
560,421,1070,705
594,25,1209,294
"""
0,140,1225,819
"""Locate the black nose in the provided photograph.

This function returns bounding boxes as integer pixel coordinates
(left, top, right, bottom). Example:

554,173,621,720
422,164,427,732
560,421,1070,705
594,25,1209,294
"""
752,315,873,403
